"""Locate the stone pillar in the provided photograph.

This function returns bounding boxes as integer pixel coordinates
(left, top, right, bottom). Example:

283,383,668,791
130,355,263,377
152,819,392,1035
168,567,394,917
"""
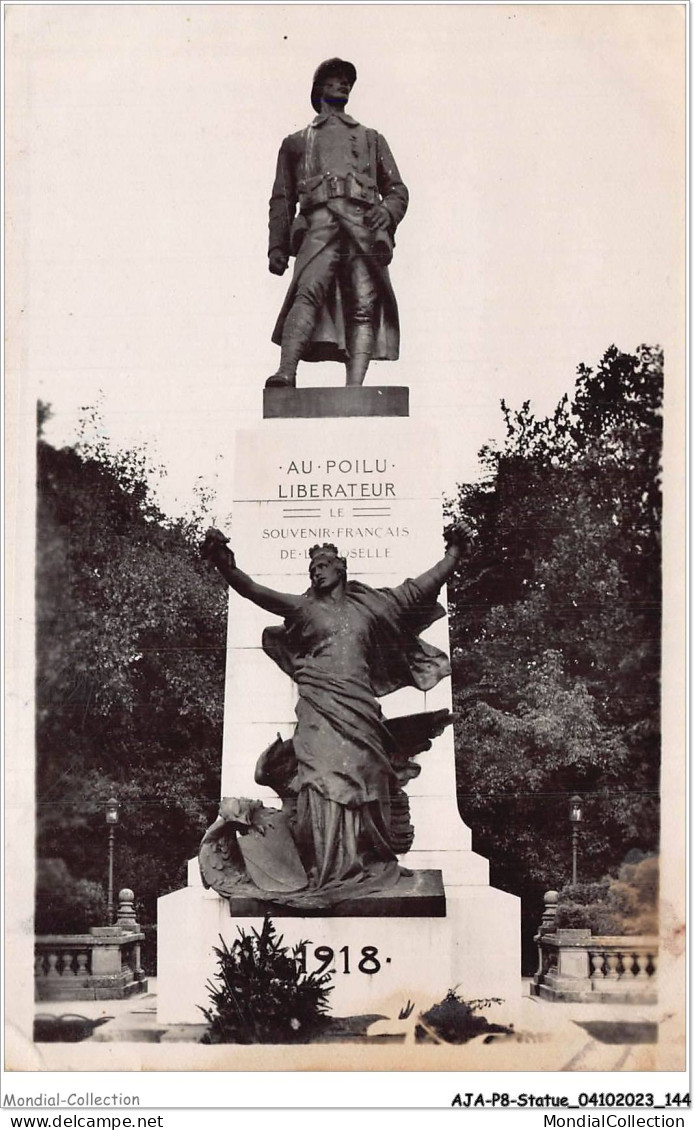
540,890,559,933
116,888,139,932
221,414,470,865
157,391,521,1024
556,930,592,981
88,932,123,977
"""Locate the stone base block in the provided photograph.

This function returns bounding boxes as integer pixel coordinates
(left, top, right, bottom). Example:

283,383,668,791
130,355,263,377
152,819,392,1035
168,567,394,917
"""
536,982,657,1006
228,869,445,918
35,975,148,1002
157,876,520,1025
263,385,409,419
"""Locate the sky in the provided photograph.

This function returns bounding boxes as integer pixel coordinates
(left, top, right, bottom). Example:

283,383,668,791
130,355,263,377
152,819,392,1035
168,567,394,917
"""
6,3,685,517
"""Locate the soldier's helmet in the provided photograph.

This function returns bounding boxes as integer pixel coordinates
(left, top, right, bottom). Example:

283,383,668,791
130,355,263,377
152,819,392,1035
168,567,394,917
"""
311,58,357,113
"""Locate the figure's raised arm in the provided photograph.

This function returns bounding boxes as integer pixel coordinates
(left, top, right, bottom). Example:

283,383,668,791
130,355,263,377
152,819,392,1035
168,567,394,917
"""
201,529,302,618
407,524,473,600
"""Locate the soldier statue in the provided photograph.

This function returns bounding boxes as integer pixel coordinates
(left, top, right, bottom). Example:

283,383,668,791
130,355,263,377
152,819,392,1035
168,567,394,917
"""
266,58,409,389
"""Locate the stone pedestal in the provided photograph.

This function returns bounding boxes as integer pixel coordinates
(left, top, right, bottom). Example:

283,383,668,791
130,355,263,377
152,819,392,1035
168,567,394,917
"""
157,408,520,1024
158,871,518,1021
226,869,446,917
263,385,409,419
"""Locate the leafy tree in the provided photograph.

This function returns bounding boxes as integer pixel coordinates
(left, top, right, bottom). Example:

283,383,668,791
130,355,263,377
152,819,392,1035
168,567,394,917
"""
446,346,662,961
36,410,228,926
34,859,106,935
554,853,659,935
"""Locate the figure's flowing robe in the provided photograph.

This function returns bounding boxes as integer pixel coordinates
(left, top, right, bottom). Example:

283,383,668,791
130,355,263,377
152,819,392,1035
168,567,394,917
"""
261,579,449,893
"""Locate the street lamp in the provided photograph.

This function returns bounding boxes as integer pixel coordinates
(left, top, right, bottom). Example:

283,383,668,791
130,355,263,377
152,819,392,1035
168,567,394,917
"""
105,797,120,925
569,794,583,886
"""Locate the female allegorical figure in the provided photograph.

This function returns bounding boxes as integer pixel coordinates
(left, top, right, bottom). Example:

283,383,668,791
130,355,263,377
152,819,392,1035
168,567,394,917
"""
201,530,465,901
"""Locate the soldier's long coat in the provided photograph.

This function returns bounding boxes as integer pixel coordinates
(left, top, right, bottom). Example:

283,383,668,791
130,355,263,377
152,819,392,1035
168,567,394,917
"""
268,113,409,362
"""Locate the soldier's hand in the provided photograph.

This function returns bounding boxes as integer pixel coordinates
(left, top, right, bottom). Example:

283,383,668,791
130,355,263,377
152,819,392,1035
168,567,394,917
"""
268,249,289,275
364,203,391,231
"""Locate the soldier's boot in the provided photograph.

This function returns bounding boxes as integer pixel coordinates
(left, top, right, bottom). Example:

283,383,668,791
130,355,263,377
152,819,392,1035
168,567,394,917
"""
266,303,315,388
345,323,374,387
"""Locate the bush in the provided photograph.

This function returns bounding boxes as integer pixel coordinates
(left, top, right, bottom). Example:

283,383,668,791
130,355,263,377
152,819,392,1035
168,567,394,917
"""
417,991,512,1044
199,916,333,1044
554,854,658,935
35,859,106,934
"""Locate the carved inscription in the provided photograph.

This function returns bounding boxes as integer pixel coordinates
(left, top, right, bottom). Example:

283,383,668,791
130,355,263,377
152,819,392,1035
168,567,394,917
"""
262,455,409,562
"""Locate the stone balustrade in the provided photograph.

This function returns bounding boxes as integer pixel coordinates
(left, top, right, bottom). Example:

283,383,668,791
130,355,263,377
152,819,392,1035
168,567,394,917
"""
532,927,658,1004
35,889,149,1001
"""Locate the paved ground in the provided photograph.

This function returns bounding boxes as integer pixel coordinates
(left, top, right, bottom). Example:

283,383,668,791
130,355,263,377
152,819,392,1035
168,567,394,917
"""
31,977,666,1070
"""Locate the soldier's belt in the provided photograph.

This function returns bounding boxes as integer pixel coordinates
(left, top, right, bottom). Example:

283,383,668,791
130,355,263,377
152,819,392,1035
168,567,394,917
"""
298,172,378,211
